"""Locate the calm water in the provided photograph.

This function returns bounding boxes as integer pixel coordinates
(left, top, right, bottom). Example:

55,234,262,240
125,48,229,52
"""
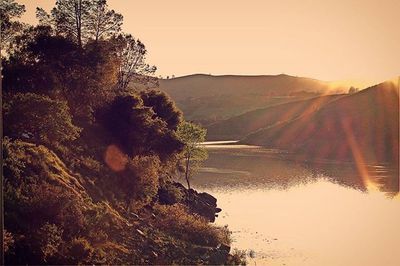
192,141,400,266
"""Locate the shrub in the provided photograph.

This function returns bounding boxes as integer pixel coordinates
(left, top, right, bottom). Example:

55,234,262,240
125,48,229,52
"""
4,93,81,146
66,237,94,265
98,94,183,158
226,249,247,265
154,204,231,247
37,223,63,262
140,89,182,130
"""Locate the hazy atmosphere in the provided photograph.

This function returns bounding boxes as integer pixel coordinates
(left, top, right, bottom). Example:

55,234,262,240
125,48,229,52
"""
2,0,399,265
19,0,400,84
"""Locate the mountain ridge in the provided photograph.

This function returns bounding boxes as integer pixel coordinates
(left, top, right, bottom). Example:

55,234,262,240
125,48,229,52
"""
158,73,349,124
241,80,399,165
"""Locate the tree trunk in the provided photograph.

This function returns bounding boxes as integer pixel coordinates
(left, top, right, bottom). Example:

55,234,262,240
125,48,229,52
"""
75,0,82,47
185,153,191,190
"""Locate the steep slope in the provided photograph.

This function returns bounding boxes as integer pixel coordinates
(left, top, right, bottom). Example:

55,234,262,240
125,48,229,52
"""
242,81,399,165
4,140,238,265
159,74,347,124
207,94,345,140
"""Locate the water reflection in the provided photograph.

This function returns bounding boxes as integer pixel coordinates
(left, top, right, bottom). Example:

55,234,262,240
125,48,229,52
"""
195,141,399,194
192,142,400,265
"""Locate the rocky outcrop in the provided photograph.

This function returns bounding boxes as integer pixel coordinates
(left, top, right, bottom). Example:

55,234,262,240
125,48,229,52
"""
158,181,222,222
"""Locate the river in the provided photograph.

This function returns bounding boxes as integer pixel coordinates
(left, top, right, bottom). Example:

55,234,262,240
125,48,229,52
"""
191,141,400,266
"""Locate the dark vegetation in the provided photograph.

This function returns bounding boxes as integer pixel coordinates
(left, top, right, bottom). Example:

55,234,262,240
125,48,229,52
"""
1,0,246,264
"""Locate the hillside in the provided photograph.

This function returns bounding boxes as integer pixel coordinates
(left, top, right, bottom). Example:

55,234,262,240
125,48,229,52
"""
3,17,246,264
242,81,399,165
4,140,235,265
207,94,345,140
159,74,348,124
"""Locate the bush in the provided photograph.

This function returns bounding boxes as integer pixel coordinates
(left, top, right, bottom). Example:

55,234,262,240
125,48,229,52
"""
4,93,81,146
158,182,185,204
113,155,161,210
66,237,94,264
227,249,247,265
37,223,63,262
98,94,183,158
154,204,231,247
140,89,182,130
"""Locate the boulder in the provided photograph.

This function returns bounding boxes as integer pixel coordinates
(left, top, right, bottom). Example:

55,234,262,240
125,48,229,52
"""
157,181,221,222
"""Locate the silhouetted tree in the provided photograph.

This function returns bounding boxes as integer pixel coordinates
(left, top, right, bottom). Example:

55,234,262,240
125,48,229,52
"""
4,93,81,146
0,0,26,55
348,86,359,94
86,0,123,41
98,94,183,158
36,0,123,46
114,34,157,91
3,28,120,118
140,89,182,130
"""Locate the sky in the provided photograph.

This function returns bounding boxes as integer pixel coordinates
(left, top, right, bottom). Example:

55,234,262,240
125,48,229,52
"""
18,0,400,84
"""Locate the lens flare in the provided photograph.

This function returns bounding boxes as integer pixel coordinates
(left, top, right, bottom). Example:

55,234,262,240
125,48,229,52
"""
104,145,128,172
341,118,380,192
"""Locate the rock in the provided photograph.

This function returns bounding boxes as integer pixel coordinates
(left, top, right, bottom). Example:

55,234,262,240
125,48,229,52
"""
136,229,146,237
209,249,229,265
199,192,217,206
157,181,222,222
187,192,217,222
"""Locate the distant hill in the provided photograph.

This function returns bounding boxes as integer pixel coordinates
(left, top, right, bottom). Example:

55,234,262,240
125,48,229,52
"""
159,74,348,124
242,80,399,164
207,94,345,140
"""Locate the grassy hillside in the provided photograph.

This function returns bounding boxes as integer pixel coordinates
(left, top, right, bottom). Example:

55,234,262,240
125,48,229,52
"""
207,94,345,140
4,140,238,265
242,80,399,165
159,74,348,124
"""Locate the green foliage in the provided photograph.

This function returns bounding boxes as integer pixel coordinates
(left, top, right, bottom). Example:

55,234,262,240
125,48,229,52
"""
4,93,81,146
176,121,208,189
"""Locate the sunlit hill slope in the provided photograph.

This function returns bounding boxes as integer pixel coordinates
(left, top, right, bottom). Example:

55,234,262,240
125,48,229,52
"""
207,94,345,140
159,74,348,124
241,80,399,165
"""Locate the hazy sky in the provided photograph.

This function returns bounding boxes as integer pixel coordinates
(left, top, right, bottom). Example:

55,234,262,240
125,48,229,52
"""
18,0,400,83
